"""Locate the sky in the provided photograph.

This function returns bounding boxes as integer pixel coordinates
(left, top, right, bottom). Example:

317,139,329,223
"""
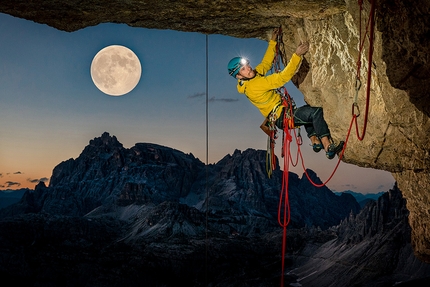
0,13,395,194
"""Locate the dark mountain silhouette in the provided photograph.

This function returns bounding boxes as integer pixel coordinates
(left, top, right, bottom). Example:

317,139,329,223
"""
0,189,28,209
335,190,385,208
0,132,359,232
0,132,429,286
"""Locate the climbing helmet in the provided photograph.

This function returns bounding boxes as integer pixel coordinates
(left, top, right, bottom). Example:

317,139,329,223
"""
227,57,249,78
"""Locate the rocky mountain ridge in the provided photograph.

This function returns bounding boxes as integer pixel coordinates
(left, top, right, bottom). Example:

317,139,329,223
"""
0,133,429,286
0,133,360,232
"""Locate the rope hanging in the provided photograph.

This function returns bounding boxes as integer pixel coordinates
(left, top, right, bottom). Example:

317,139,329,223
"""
270,0,376,284
301,0,376,187
353,0,376,140
204,33,210,287
268,26,293,287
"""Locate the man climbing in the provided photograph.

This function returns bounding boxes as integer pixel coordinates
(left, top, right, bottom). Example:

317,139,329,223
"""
227,28,344,159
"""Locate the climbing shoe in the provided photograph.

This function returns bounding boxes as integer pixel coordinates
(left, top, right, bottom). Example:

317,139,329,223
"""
326,141,345,159
312,143,323,153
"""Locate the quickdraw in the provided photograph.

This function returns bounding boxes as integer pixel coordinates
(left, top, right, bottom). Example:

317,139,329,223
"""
265,87,302,178
266,121,278,178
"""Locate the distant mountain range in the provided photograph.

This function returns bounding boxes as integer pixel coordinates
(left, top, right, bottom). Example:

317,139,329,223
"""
1,189,385,211
0,189,384,211
334,190,385,208
0,189,28,209
0,132,429,287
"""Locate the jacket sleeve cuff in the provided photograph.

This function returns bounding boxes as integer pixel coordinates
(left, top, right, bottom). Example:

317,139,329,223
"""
292,53,303,60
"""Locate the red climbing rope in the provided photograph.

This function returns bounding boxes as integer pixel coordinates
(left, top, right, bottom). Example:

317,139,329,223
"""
353,0,376,140
277,90,295,287
271,1,376,284
278,125,292,287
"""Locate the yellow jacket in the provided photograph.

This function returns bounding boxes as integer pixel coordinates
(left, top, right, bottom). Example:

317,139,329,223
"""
237,40,303,119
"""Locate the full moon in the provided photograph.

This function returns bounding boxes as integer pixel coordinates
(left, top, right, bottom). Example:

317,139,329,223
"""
90,45,141,96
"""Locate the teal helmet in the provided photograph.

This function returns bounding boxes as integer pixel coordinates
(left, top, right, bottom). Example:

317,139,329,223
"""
227,57,249,78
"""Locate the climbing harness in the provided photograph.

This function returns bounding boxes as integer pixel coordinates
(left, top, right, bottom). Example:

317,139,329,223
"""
265,88,302,178
265,26,302,178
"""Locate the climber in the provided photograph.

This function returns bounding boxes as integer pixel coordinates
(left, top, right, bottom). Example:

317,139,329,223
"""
227,28,344,159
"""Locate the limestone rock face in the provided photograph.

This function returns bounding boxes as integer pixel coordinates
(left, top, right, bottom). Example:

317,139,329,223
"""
1,0,429,262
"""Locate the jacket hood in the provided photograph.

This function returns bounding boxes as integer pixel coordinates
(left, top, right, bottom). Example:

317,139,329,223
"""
237,80,246,94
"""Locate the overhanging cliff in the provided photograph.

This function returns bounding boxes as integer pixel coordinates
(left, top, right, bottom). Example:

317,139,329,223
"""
1,0,429,262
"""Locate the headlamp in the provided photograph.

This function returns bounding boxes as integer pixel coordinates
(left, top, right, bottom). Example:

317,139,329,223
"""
240,58,249,66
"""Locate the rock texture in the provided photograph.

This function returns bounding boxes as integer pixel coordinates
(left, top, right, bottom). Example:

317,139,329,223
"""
0,0,429,261
289,184,430,287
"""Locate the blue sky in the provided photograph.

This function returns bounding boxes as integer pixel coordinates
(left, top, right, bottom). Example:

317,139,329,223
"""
0,13,394,193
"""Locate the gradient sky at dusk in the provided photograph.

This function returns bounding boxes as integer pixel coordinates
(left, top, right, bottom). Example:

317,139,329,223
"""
0,13,394,194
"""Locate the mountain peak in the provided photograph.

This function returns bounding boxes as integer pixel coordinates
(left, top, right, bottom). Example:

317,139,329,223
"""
89,132,123,148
